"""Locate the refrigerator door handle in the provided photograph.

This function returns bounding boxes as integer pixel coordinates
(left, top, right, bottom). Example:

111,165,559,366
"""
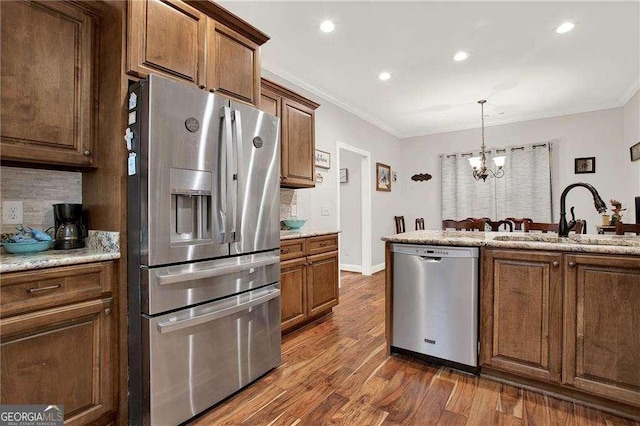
155,255,280,285
232,109,243,243
219,106,234,244
156,288,280,333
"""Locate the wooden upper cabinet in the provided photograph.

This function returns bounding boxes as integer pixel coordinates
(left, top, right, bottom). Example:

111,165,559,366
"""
261,79,319,189
481,249,563,384
563,254,640,407
207,20,260,105
0,0,97,168
127,0,206,85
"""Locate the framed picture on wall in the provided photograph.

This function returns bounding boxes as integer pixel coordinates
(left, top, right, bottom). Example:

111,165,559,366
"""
339,168,348,183
575,157,596,174
631,142,640,162
376,162,391,192
315,150,331,169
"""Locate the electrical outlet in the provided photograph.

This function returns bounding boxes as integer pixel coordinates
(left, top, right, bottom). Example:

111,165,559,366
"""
291,205,297,217
321,205,330,216
344,248,349,257
3,201,24,224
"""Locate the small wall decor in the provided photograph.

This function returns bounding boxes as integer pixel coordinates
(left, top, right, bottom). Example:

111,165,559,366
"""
392,171,397,182
376,162,391,192
315,149,331,169
315,172,324,183
411,173,433,182
339,168,348,183
575,157,596,174
631,142,640,162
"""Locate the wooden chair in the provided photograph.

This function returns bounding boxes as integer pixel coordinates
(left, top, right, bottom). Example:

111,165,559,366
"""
574,220,586,234
505,217,533,231
523,222,558,233
394,216,406,233
485,220,513,232
442,219,485,231
415,218,425,230
615,222,640,235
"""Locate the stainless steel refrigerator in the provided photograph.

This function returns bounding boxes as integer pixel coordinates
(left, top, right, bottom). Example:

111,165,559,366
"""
126,75,281,426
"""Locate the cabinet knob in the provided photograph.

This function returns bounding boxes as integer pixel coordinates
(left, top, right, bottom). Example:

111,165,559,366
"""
552,261,559,268
83,150,91,156
209,89,215,93
199,84,206,90
569,261,577,268
104,308,111,315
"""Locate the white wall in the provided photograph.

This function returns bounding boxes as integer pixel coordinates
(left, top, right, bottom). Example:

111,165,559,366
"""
339,149,362,267
264,70,402,266
401,107,636,233
623,90,640,210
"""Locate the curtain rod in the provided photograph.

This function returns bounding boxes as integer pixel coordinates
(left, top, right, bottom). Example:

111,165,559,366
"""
439,142,551,158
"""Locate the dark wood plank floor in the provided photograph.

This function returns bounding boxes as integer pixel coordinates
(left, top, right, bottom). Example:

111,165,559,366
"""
192,271,639,425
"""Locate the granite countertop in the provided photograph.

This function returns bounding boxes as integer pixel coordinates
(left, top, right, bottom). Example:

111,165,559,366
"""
1,231,120,273
280,229,341,240
381,230,640,256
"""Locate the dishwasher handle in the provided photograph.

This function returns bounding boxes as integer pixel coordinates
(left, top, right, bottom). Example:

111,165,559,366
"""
419,256,442,263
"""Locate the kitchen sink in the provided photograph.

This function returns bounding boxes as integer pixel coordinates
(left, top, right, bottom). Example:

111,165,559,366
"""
492,234,640,247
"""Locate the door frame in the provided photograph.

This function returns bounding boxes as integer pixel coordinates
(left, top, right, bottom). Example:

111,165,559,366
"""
336,141,373,275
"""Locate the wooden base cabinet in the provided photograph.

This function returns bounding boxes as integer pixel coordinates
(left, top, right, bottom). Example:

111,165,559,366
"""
482,249,640,413
0,262,116,425
280,234,338,334
563,254,640,407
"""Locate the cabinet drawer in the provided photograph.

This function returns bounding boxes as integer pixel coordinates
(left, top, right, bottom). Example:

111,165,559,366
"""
1,262,113,318
306,234,338,256
280,239,305,261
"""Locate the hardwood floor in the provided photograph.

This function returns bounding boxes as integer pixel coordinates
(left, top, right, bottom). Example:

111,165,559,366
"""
191,271,639,425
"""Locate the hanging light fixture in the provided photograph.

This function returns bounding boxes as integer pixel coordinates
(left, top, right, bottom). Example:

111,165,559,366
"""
469,100,505,181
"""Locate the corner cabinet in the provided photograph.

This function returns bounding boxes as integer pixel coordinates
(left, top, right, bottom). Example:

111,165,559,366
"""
261,79,320,188
481,248,640,413
280,234,338,334
0,262,116,425
127,0,267,107
0,0,98,168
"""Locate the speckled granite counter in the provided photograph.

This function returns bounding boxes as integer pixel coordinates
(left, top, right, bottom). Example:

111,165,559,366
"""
1,231,120,273
280,229,341,240
381,230,640,256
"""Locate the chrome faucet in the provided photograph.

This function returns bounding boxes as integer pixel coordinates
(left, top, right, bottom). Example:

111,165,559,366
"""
558,183,607,237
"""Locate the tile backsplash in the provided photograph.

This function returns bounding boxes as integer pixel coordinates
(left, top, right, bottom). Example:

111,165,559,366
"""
280,188,312,225
280,188,296,220
1,166,82,233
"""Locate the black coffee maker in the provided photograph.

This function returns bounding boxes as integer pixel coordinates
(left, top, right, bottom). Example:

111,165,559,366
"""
53,203,87,250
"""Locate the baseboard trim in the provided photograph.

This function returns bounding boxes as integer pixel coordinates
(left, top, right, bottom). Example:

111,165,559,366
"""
340,264,362,273
371,263,385,274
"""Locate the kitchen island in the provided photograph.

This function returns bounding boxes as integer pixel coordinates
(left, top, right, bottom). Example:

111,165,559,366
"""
382,230,640,421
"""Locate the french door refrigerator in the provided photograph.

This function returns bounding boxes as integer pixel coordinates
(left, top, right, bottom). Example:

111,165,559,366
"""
127,75,281,426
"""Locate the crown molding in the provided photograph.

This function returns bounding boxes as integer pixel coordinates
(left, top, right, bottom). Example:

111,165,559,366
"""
262,65,403,138
618,75,640,107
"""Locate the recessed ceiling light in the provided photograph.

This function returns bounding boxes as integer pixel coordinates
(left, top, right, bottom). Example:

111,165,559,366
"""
378,72,391,81
453,51,469,61
556,22,575,34
320,20,335,33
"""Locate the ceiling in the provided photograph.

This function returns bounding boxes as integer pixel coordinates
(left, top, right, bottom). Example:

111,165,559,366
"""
221,1,640,138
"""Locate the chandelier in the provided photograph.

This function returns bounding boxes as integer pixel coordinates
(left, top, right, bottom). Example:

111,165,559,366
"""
469,100,505,181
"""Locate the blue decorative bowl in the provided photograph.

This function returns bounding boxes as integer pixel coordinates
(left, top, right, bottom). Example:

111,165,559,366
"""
283,218,306,230
3,240,55,254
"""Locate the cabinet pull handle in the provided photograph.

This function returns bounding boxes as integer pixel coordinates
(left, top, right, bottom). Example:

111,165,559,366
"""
26,284,61,293
569,261,577,268
83,150,91,156
104,308,112,315
281,249,289,254
552,261,559,268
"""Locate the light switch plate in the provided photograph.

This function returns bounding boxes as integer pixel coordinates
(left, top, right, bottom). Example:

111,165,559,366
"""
291,205,297,217
3,201,24,224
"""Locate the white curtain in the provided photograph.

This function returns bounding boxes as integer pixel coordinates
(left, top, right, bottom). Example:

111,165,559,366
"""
441,143,552,222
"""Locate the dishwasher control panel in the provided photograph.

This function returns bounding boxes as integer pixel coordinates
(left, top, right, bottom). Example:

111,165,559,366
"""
391,244,479,258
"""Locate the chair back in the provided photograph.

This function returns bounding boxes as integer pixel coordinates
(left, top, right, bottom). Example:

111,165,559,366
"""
394,216,406,233
415,218,425,230
616,222,640,235
486,220,513,232
506,217,533,231
523,222,558,233
442,219,485,231
574,220,586,234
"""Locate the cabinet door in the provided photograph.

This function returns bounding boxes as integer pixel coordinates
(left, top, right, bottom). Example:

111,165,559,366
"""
481,249,563,383
281,99,315,188
563,254,640,407
307,250,339,317
127,0,206,85
280,258,307,333
207,20,260,106
260,87,280,117
0,298,114,425
0,0,95,167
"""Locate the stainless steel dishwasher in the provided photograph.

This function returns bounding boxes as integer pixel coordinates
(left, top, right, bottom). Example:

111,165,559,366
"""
391,244,479,370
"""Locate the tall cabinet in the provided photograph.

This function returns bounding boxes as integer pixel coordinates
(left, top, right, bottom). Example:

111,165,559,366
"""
261,79,320,188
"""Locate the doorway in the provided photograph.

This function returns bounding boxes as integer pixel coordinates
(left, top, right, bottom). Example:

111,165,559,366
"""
336,141,372,276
